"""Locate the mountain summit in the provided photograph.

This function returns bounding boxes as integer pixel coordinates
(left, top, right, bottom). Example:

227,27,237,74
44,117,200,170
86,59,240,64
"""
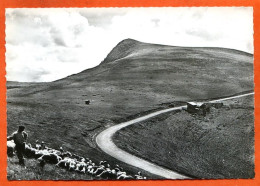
102,38,252,65
102,39,141,63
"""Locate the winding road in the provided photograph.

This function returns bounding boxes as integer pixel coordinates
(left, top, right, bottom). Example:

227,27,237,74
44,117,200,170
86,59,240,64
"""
95,92,254,179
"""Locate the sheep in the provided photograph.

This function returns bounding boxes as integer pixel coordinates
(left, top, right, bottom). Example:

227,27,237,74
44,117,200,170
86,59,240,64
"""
115,168,131,180
7,140,15,157
7,138,147,180
24,144,37,158
99,160,108,166
68,159,77,171
134,171,146,179
117,173,133,180
72,153,81,161
74,158,87,173
97,168,117,180
56,157,77,171
38,153,62,164
59,147,64,153
35,140,41,150
48,149,62,156
93,165,106,176
34,149,50,158
40,141,46,150
60,151,72,159
87,163,99,175
115,164,124,172
56,157,70,168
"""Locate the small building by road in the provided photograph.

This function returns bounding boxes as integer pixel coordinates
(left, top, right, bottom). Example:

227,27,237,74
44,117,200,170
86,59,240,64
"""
187,101,223,116
187,102,203,113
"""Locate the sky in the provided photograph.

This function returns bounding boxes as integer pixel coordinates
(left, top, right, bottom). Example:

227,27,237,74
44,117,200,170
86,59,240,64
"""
5,7,253,82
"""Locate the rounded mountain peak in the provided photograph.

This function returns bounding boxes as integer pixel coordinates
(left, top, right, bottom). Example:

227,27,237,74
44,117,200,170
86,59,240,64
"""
102,38,141,64
118,38,140,45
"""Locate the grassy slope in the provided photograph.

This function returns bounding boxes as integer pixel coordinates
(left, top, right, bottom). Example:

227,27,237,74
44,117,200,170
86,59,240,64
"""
6,39,254,179
114,95,255,179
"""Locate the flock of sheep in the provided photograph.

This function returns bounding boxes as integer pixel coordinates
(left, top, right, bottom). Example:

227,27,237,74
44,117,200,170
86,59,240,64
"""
7,140,147,180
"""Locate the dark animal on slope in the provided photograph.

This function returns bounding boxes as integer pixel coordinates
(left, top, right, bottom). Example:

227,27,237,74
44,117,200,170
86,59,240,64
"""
39,158,46,168
24,144,37,158
60,151,72,159
72,154,81,161
39,141,46,150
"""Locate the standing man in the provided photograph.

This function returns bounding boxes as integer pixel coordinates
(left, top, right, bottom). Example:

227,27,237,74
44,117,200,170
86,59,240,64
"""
7,126,28,165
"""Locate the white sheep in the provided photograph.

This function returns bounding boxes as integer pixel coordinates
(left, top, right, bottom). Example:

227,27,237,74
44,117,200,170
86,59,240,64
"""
7,140,15,157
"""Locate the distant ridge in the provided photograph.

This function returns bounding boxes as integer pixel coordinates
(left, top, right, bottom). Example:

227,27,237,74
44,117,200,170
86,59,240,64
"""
101,38,252,65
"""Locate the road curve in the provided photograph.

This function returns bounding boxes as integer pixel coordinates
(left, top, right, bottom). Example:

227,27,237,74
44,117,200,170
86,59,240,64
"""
95,92,254,179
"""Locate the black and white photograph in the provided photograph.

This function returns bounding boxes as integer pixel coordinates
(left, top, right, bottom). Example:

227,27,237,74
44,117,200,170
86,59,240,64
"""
5,7,254,180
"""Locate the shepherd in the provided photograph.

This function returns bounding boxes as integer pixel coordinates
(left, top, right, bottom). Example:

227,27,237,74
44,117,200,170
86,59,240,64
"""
7,125,28,165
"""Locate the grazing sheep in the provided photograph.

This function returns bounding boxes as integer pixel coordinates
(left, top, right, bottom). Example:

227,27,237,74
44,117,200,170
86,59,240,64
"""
60,151,72,159
97,168,117,180
115,164,124,172
48,149,62,156
68,159,77,171
7,140,15,157
93,165,106,176
57,157,76,170
75,160,87,173
39,141,46,150
24,144,37,158
72,154,81,161
134,171,146,179
117,173,133,180
115,168,129,180
59,147,64,153
7,139,147,180
99,160,108,166
87,163,99,175
35,149,50,158
38,153,62,164
56,157,70,168
35,140,41,150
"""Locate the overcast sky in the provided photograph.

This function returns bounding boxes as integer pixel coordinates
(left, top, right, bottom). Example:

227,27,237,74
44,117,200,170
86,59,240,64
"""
6,7,253,82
